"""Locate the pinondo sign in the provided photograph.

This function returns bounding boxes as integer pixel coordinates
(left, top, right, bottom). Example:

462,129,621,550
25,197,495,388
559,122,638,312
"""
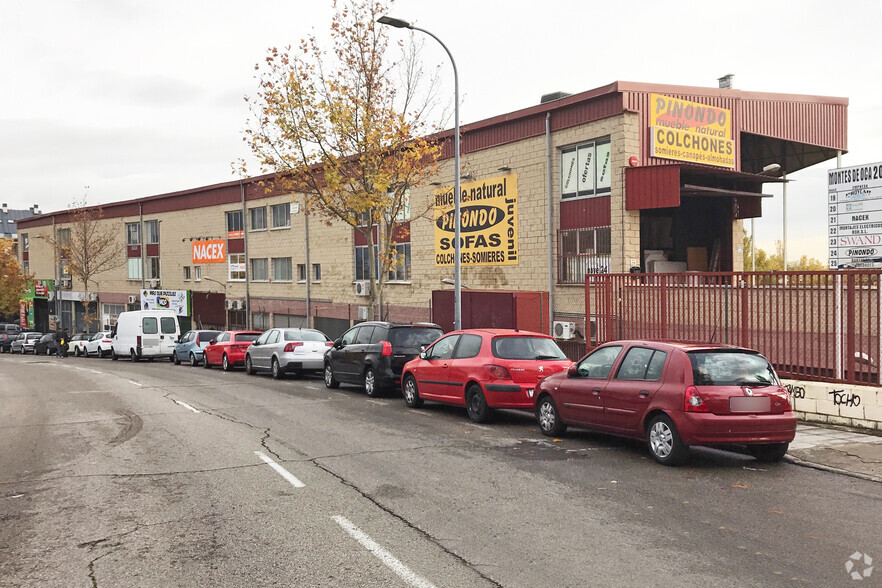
192,239,226,264
649,93,735,168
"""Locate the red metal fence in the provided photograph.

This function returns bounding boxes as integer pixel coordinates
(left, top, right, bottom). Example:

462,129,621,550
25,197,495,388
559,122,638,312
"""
585,271,882,386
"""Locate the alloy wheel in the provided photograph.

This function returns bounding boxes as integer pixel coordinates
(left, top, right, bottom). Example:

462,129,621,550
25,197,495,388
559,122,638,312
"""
649,421,674,458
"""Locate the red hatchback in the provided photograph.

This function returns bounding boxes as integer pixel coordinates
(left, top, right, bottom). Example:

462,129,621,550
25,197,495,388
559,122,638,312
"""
401,329,572,423
203,331,262,371
534,341,796,465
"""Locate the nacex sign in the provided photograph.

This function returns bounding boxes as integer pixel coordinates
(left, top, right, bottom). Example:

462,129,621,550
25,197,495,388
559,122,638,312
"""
192,239,226,264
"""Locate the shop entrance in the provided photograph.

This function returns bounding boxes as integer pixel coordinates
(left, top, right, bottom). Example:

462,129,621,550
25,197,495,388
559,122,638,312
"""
639,196,733,272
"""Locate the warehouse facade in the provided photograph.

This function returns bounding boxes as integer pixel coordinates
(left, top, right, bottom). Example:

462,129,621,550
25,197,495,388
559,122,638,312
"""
17,81,848,339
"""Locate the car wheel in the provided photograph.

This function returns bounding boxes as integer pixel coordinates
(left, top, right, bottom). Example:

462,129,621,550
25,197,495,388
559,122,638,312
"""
466,384,492,423
46,347,51,356
20,347,25,355
647,414,687,466
537,395,566,436
363,368,381,398
271,357,283,380
130,349,139,362
245,355,255,375
190,353,198,367
111,348,118,361
203,355,211,369
324,363,340,389
403,375,423,408
74,347,80,357
746,443,789,462
173,352,181,365
222,354,232,371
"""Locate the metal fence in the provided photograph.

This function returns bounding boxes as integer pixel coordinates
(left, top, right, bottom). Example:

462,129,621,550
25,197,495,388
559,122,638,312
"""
585,271,882,386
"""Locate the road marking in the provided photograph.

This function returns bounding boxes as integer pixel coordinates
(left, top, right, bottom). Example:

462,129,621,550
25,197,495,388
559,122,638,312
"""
332,515,438,588
254,451,304,488
174,400,200,414
89,370,101,374
468,424,493,431
366,399,388,406
128,380,143,387
411,411,432,417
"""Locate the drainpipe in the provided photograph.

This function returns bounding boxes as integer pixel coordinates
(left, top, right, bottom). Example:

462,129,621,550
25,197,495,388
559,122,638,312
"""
139,203,145,292
52,215,58,323
545,112,555,335
240,180,251,329
304,200,311,329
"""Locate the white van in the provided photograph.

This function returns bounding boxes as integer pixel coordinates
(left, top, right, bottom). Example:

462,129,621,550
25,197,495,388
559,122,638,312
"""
110,310,181,361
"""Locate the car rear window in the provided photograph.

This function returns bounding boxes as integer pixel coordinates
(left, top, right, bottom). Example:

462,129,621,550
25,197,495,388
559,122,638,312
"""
143,317,158,334
284,330,328,342
390,327,443,348
688,351,780,386
199,331,221,343
160,317,177,334
235,333,260,343
492,336,567,360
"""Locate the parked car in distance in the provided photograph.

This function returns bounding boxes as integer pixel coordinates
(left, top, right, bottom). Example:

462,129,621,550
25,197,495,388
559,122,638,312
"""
203,331,262,371
401,329,572,422
111,310,181,361
69,333,92,356
173,329,221,366
246,328,332,379
33,333,66,356
85,332,113,357
324,321,444,397
12,332,43,354
533,341,796,466
0,328,22,353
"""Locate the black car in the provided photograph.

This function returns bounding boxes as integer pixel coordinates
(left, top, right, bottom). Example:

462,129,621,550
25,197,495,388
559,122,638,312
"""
324,321,443,397
0,328,22,353
33,333,68,356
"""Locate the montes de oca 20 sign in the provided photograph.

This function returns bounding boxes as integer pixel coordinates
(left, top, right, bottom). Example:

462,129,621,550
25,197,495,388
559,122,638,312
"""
192,239,226,264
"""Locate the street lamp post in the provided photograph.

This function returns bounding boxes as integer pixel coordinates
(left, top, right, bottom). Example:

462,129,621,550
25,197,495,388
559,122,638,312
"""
377,15,462,330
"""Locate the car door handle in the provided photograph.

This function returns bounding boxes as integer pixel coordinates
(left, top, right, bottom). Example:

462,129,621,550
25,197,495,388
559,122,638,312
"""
593,387,602,395
639,390,650,397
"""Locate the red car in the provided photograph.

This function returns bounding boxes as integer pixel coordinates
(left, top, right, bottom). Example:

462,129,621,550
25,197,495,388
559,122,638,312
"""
534,341,796,465
203,330,262,371
401,329,572,423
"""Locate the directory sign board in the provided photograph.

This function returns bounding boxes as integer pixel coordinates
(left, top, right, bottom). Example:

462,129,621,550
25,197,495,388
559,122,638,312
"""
828,162,882,268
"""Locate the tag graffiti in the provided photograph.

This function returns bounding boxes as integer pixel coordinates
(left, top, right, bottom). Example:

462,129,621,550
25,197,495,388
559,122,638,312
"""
828,390,861,407
784,384,806,399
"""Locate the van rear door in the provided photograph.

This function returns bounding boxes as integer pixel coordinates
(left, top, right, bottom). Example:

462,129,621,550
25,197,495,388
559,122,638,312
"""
141,316,161,355
158,315,179,355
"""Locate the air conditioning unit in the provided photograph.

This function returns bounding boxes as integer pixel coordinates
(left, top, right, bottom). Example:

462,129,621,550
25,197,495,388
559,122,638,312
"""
60,277,72,289
357,305,369,321
88,292,98,302
148,279,160,288
553,321,577,340
128,295,137,304
230,300,245,311
354,280,371,297
224,299,235,311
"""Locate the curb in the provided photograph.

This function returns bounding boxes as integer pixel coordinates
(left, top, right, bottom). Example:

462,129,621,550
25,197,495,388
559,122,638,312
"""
783,454,882,484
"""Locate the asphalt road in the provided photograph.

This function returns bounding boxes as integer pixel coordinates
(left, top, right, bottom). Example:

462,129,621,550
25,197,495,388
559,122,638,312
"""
1,353,879,587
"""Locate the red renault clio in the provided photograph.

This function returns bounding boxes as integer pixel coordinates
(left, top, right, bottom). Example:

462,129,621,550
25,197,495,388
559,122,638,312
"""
401,329,572,423
533,341,796,465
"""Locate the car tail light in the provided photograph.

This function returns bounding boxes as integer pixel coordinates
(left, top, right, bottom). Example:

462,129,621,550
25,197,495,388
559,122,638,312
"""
103,339,111,343
325,341,333,346
381,341,392,356
484,364,512,379
137,335,142,347
684,386,709,412
284,342,303,352
779,387,793,410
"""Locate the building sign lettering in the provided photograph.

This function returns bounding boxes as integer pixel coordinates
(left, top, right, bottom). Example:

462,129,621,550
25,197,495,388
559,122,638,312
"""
828,162,882,268
192,239,226,264
139,289,190,315
649,93,735,169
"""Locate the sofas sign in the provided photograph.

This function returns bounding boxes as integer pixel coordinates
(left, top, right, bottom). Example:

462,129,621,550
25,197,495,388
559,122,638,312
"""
649,93,735,169
433,174,518,266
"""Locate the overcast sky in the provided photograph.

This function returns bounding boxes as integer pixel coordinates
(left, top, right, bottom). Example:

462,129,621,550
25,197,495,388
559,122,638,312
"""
2,0,881,261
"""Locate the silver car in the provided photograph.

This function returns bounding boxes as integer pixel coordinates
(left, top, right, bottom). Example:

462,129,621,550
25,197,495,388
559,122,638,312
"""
11,332,43,354
245,328,331,379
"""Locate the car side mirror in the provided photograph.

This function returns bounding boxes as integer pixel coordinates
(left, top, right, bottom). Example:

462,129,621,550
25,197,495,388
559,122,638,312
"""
567,364,580,377
419,351,427,359
252,341,260,346
334,338,344,349
209,339,216,345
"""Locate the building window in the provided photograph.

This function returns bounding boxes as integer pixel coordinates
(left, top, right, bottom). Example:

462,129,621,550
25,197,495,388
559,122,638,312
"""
297,263,307,282
394,191,410,222
127,258,142,280
561,138,611,199
387,243,411,282
354,245,378,281
194,266,202,281
313,263,322,282
21,233,28,251
183,266,191,281
126,222,141,246
251,312,271,331
102,304,126,330
273,313,306,328
145,220,159,244
272,257,292,282
250,207,267,231
226,210,244,235
251,258,268,281
57,228,71,247
356,210,371,227
271,203,291,228
558,226,612,283
229,253,246,281
23,261,29,273
146,256,160,280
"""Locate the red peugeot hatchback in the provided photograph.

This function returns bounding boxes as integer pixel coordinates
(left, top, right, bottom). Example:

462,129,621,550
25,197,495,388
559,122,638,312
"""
533,341,796,465
401,329,572,423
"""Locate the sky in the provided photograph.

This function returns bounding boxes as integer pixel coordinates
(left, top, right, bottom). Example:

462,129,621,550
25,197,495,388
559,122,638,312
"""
2,0,882,262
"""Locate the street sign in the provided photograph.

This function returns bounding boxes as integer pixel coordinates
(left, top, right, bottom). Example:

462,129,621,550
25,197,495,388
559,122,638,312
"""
828,162,882,268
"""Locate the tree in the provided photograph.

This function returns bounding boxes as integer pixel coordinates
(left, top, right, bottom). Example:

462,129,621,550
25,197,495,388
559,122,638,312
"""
244,0,444,318
0,238,29,319
47,197,125,330
743,235,825,271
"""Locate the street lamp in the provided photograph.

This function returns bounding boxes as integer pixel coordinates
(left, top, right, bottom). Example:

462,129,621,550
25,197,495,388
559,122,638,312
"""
378,15,462,330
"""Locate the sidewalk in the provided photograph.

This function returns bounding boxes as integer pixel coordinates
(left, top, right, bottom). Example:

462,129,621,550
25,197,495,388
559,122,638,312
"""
786,423,882,482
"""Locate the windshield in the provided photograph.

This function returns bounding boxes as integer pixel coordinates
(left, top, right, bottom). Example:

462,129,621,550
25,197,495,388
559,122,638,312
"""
688,351,780,386
284,329,328,342
492,336,567,360
390,327,443,348
234,333,261,343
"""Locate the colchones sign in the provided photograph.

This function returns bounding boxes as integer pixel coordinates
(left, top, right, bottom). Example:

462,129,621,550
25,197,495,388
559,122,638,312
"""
649,93,735,169
434,174,518,266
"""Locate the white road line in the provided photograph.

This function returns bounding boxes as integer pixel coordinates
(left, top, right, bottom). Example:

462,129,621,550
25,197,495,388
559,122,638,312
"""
468,424,493,431
89,370,101,374
366,399,388,406
411,410,433,417
174,400,200,414
254,451,304,488
332,515,438,588
128,380,143,387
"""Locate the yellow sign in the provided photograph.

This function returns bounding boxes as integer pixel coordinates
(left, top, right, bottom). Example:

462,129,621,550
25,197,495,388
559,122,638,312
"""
434,174,518,266
649,93,735,168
